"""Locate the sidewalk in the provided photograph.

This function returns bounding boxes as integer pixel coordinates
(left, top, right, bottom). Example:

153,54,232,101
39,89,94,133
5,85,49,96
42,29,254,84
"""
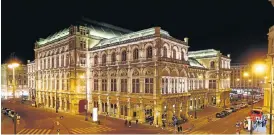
188,106,222,122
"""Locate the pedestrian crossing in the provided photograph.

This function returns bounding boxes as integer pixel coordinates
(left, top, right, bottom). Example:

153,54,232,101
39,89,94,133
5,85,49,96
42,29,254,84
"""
69,126,115,134
17,128,52,134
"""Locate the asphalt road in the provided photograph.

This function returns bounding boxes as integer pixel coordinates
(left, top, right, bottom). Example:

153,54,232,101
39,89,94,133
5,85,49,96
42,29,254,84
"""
186,100,264,134
1,99,171,134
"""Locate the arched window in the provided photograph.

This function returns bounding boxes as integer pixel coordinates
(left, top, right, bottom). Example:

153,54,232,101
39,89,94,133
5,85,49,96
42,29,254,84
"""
94,55,98,65
121,50,127,61
210,61,215,69
133,48,139,60
181,51,185,61
173,49,176,59
163,47,167,57
102,54,106,64
111,52,116,62
146,46,153,58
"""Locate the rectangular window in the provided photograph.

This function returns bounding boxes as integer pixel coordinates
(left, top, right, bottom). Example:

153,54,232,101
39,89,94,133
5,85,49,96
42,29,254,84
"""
199,80,203,89
56,80,59,90
62,79,65,90
111,79,117,91
94,79,98,91
145,78,153,94
121,79,127,92
162,78,165,94
132,79,140,93
102,79,107,91
209,80,216,89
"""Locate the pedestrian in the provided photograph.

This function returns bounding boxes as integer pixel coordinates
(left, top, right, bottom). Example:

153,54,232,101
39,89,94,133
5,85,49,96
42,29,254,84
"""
136,119,138,124
180,126,183,132
177,126,180,132
129,120,131,127
90,113,93,118
125,120,128,126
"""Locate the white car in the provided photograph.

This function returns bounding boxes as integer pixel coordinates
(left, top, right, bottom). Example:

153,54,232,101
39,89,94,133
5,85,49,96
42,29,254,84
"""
224,108,233,113
8,110,15,118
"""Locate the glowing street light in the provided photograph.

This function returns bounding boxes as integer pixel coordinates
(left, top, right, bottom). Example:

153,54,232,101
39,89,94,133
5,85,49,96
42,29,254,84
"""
243,72,249,77
254,63,266,74
8,63,19,100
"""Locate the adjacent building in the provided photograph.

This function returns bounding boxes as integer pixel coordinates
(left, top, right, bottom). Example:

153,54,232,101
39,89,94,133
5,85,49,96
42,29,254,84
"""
33,18,231,125
1,63,28,99
27,60,36,101
264,25,274,133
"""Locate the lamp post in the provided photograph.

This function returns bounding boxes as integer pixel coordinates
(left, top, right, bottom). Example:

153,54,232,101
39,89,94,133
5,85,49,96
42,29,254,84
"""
8,63,19,100
270,57,273,135
80,75,88,121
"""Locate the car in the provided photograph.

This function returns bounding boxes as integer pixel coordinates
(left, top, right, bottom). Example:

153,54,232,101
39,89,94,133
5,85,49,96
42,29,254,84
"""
240,103,248,108
230,107,237,112
222,111,230,116
8,110,15,118
4,109,11,115
216,112,225,118
225,108,233,113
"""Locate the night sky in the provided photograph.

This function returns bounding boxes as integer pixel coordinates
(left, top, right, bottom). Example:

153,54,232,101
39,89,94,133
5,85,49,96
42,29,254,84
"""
2,0,274,64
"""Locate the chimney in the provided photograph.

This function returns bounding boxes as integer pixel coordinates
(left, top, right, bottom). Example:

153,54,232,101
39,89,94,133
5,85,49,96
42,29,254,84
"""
184,37,189,43
27,60,30,63
155,27,161,37
227,54,230,58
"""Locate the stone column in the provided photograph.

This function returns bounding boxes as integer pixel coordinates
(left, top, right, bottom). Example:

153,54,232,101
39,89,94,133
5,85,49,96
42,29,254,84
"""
127,99,132,120
64,98,67,111
107,96,110,115
139,100,145,123
116,100,120,118
50,95,53,108
175,102,181,120
166,103,173,123
153,103,163,126
59,96,62,111
98,96,102,114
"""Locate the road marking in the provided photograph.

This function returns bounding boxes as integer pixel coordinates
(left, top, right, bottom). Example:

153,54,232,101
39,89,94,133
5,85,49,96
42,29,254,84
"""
26,129,35,134
45,129,51,134
17,128,27,134
35,129,43,134
71,128,83,133
40,129,48,134
31,129,39,134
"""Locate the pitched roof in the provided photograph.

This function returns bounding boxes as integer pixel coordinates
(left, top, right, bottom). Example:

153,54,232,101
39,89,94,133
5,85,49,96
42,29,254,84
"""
188,57,205,68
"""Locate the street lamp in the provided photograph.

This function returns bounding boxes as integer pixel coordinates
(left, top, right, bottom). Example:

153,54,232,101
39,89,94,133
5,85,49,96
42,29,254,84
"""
80,75,88,121
8,63,19,100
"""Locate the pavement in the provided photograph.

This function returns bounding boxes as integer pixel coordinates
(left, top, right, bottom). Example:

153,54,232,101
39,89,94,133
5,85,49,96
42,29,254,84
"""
1,99,171,134
1,98,264,134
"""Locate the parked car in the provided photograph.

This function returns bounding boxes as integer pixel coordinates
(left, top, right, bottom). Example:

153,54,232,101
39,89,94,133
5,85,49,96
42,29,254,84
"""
240,103,248,108
224,108,233,113
8,110,15,118
222,111,230,116
216,112,226,118
4,109,11,115
230,107,237,112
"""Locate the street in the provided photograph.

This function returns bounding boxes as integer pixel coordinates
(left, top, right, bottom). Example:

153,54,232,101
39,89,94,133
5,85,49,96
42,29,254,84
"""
1,99,172,134
1,98,264,134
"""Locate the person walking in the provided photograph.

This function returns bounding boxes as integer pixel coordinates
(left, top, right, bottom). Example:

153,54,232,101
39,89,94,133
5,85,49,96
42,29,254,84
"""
125,120,128,127
129,120,132,127
136,119,138,124
180,126,183,132
90,113,93,118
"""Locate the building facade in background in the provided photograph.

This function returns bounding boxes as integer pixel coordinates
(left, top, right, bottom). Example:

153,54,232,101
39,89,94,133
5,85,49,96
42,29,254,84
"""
188,49,231,107
1,64,28,99
33,19,231,125
230,63,265,97
264,25,274,133
27,60,36,101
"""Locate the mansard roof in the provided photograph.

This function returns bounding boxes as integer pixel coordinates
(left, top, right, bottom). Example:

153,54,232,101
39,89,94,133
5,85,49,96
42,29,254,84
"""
36,18,133,46
188,57,205,68
188,49,219,59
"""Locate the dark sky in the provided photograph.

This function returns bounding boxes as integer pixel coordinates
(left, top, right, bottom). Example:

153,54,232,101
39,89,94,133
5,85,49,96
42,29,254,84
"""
2,0,274,64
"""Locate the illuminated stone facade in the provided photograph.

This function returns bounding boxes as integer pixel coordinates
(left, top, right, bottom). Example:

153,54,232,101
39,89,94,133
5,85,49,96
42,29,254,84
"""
188,49,231,107
1,64,28,98
34,19,131,114
264,25,274,133
27,60,36,100
33,19,231,125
